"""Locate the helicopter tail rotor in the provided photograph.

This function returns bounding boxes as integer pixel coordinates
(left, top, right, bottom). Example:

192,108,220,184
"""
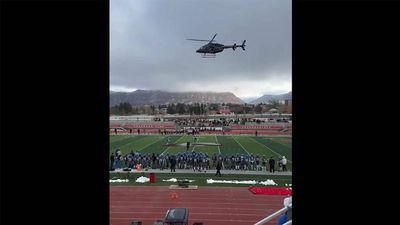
233,43,237,51
241,40,246,51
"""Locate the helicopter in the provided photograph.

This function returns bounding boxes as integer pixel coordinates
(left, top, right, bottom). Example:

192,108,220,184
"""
187,33,246,58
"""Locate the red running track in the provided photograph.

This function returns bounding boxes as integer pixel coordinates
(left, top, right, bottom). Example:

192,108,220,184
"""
110,186,286,225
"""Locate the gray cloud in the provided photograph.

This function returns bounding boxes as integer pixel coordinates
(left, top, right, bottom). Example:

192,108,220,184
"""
110,0,291,98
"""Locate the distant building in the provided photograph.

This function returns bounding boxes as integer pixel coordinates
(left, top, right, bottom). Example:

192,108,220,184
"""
269,108,279,114
160,108,168,114
218,108,231,114
279,99,292,106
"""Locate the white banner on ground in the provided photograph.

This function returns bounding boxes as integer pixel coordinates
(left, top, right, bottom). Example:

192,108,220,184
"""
206,179,277,185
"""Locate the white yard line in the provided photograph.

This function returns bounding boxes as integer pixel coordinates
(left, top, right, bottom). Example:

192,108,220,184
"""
215,135,224,169
136,137,164,152
267,137,292,148
192,135,206,152
249,137,292,163
192,144,197,152
161,135,185,155
233,137,251,156
215,135,222,155
192,136,202,151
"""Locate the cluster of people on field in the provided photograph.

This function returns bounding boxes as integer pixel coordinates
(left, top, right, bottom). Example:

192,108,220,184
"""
158,128,220,135
212,154,288,172
174,118,233,127
109,149,212,172
159,129,186,135
110,148,288,173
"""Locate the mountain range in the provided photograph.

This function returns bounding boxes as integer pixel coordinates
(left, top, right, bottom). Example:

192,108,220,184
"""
110,90,292,106
250,91,292,104
110,90,244,106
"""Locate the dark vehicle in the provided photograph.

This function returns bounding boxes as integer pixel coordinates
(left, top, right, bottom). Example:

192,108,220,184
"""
164,208,189,225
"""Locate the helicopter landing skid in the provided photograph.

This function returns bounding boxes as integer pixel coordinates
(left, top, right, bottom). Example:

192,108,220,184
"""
201,53,216,58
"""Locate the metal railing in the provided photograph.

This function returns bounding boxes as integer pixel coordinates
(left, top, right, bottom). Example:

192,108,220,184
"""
253,203,292,225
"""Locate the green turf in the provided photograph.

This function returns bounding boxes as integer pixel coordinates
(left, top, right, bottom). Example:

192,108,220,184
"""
140,135,181,155
216,136,248,156
165,135,221,156
252,137,292,161
163,135,192,155
268,137,292,148
234,136,272,156
109,172,292,188
109,135,144,152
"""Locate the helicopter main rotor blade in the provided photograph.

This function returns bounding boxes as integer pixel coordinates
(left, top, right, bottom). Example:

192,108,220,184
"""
186,38,212,42
209,33,217,43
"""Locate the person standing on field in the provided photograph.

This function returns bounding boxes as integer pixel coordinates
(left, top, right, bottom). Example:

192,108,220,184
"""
110,153,115,170
282,156,288,172
268,156,275,173
215,160,222,177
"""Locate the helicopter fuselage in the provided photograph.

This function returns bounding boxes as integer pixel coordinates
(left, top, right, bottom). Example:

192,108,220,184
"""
196,43,225,54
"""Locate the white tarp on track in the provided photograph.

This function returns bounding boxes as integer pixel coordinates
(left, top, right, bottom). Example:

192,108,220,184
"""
110,179,129,183
207,179,277,185
135,176,150,183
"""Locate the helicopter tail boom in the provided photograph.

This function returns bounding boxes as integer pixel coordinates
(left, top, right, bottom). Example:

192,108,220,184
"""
224,40,246,51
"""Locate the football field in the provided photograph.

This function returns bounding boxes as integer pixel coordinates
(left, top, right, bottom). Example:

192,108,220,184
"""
110,135,292,170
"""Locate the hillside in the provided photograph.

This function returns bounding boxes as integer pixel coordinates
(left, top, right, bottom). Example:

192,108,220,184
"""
250,91,292,104
110,90,244,106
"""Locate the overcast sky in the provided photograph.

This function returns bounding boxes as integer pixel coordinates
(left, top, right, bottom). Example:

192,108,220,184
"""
110,0,291,99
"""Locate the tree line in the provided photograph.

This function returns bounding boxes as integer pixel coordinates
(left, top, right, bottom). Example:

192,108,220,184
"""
110,100,291,116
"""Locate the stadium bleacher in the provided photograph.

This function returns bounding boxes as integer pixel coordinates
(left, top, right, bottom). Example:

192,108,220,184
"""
110,116,292,136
